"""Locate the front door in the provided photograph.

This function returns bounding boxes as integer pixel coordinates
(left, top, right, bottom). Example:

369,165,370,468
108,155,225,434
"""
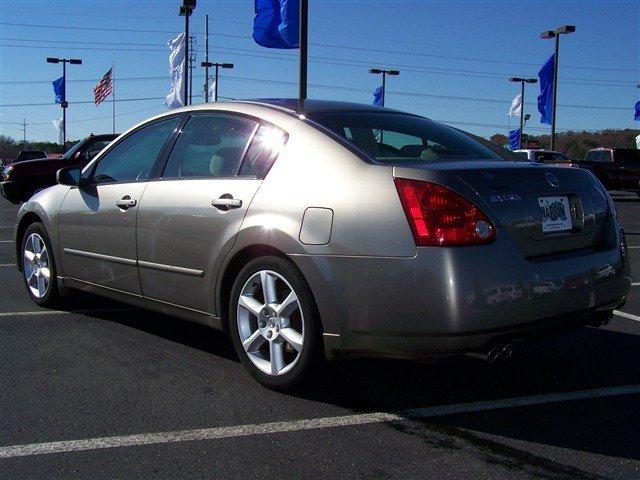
58,116,180,294
136,113,284,314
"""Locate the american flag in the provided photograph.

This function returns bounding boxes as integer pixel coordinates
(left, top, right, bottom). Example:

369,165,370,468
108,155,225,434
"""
93,67,113,107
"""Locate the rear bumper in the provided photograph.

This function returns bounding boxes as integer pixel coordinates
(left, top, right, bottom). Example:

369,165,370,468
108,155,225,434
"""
0,180,21,203
294,225,631,359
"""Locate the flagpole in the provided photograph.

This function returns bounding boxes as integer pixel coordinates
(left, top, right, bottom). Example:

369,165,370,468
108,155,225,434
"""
298,0,308,112
112,63,116,134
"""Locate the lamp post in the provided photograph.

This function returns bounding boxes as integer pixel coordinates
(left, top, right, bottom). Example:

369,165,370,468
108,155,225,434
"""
46,57,82,147
200,62,234,102
179,0,196,106
509,77,537,149
369,68,399,107
541,25,575,150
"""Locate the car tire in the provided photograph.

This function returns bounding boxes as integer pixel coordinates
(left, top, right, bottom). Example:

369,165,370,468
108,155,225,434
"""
229,256,322,390
21,222,61,307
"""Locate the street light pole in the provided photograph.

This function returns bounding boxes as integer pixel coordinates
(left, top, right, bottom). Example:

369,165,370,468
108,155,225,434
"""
204,14,209,102
509,77,537,149
200,61,234,102
541,25,575,150
179,0,196,106
369,68,399,107
46,57,82,148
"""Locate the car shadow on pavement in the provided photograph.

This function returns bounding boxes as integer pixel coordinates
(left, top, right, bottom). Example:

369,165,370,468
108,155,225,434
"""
291,326,640,463
79,304,640,463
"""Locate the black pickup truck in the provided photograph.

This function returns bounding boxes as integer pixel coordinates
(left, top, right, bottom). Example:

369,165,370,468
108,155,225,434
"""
578,148,640,196
1,134,118,203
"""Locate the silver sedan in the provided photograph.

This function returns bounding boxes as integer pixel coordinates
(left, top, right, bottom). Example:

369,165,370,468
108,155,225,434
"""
15,100,631,389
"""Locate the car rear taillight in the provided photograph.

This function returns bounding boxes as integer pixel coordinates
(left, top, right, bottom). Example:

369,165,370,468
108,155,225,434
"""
394,177,495,246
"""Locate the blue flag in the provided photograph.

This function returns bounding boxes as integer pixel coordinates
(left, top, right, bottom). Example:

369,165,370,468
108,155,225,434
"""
635,101,640,121
537,54,554,125
372,86,383,107
253,0,299,49
508,128,521,150
52,76,64,103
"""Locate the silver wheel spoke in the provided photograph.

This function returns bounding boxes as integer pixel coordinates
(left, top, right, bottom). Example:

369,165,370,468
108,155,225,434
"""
270,340,285,375
280,328,303,352
238,294,264,317
260,271,278,304
275,290,298,317
24,250,35,262
36,275,47,296
242,329,265,352
33,237,42,255
40,267,51,280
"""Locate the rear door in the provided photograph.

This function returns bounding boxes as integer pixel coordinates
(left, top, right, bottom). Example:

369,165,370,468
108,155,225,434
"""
136,112,285,314
58,116,180,293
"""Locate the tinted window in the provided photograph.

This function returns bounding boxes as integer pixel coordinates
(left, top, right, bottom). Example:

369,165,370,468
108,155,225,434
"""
535,151,570,163
614,149,640,164
239,125,287,177
584,151,595,161
163,114,256,178
595,151,603,162
90,118,178,184
312,112,502,163
601,150,613,162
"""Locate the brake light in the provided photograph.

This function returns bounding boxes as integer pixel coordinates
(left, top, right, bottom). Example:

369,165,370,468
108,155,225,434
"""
394,177,495,246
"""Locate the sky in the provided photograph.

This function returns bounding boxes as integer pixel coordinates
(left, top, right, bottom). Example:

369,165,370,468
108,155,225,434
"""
0,0,638,143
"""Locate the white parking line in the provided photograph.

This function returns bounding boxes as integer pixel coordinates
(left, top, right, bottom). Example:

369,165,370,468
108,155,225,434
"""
0,308,134,318
631,283,640,287
0,240,13,243
628,246,640,249
614,310,640,322
0,263,15,267
0,384,637,459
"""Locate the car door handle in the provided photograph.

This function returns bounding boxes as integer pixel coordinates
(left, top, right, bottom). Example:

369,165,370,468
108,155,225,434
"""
116,196,137,209
212,196,242,209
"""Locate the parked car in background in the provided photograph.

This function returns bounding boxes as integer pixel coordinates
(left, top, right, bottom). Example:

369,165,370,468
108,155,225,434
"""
579,148,640,196
1,134,118,203
514,149,575,166
7,150,49,166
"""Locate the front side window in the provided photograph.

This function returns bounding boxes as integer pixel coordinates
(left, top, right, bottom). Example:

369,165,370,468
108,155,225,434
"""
312,112,502,164
601,150,613,163
90,117,179,184
162,114,256,179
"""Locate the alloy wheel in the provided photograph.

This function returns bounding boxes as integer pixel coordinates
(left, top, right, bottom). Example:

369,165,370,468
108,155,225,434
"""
23,233,51,298
236,270,305,376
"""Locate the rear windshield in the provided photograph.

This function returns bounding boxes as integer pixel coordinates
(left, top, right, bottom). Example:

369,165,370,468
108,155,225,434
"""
614,149,640,164
534,151,571,163
311,112,503,163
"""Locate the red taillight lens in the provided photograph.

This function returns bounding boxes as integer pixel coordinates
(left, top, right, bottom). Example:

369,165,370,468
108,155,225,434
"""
394,177,495,246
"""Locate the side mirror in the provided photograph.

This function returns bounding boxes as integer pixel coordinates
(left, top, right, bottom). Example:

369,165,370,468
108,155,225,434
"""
56,166,82,186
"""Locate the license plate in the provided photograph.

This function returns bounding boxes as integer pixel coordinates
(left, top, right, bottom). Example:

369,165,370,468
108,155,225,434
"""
539,196,572,233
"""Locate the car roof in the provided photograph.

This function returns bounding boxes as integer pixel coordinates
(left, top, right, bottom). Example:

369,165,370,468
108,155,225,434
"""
239,98,407,115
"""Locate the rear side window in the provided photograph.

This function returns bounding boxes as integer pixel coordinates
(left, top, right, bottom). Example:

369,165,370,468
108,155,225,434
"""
239,125,287,177
601,150,613,162
162,114,256,178
312,112,502,164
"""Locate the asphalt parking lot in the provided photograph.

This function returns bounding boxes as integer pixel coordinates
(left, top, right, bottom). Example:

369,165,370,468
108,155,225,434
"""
0,193,638,480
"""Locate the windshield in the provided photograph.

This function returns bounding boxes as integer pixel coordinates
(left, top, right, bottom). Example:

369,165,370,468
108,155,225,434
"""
60,140,84,160
311,112,503,163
